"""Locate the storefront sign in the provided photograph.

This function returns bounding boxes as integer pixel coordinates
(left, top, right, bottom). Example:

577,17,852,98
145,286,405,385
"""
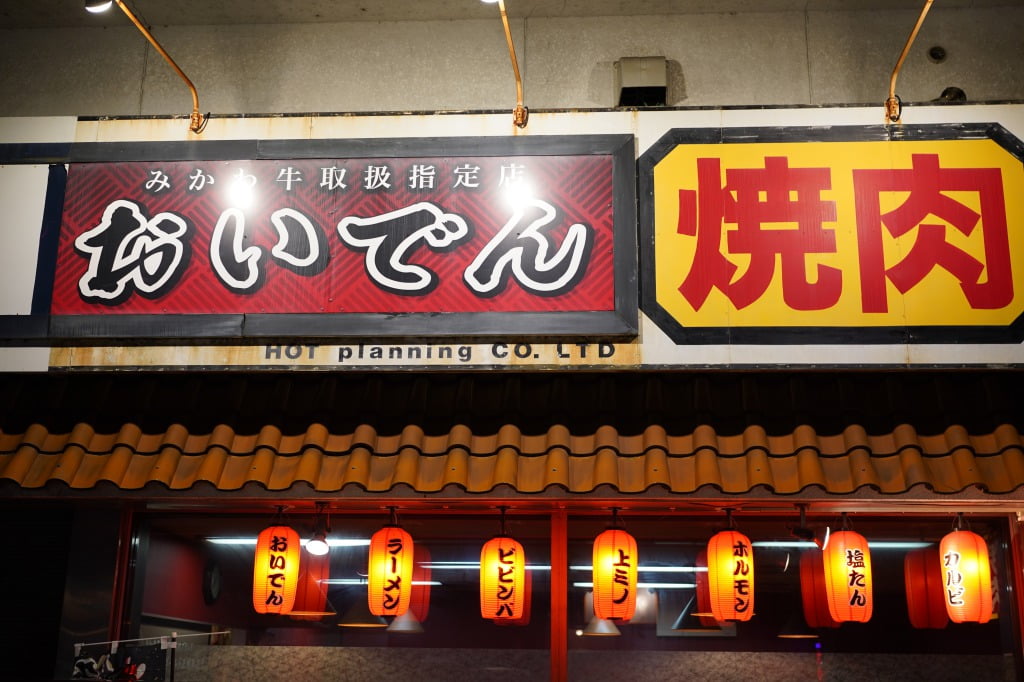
639,124,1024,343
47,135,637,339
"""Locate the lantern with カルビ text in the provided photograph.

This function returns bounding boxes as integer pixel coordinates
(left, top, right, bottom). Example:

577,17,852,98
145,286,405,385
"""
800,550,840,629
904,547,948,629
480,535,527,621
592,517,637,621
822,527,873,623
706,527,755,622
252,524,301,615
368,514,414,617
940,525,992,624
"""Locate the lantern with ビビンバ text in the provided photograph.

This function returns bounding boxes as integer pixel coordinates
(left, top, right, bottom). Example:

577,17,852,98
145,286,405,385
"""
368,523,414,617
253,524,301,614
706,529,755,622
800,550,840,629
592,527,637,621
822,529,873,623
940,528,992,624
904,547,948,629
480,535,527,621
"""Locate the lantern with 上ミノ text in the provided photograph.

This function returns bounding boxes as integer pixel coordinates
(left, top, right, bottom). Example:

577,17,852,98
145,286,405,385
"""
706,526,755,622
592,514,637,621
252,524,301,615
940,523,992,624
368,513,414,617
822,526,873,623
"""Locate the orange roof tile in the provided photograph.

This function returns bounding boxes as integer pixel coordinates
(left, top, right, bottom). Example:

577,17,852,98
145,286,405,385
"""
3,421,1023,495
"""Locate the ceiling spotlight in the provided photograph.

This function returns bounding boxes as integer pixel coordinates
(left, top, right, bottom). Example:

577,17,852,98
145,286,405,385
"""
306,503,331,556
85,0,114,12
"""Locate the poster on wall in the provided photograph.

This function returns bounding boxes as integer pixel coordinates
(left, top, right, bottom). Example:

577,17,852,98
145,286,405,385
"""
43,135,637,340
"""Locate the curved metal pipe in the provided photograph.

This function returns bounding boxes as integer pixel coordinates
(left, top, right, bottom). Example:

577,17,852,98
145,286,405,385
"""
494,0,528,128
113,0,206,133
885,0,934,124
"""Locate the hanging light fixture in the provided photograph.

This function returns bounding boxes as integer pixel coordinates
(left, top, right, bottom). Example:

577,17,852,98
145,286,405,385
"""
480,507,528,622
822,514,873,623
592,508,638,621
290,550,332,621
252,508,301,615
939,514,993,624
799,550,840,629
481,0,528,128
306,502,331,556
904,546,948,629
706,510,755,622
367,507,414,617
83,0,207,133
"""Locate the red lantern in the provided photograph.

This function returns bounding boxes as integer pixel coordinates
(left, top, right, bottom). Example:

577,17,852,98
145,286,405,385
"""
252,525,301,614
800,551,840,629
592,528,637,621
822,530,872,623
940,529,992,623
480,535,527,621
368,524,414,617
290,550,330,620
706,530,755,622
904,547,948,629
409,544,432,623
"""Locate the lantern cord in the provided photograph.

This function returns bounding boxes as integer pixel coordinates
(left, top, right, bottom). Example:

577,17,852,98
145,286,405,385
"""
499,505,508,536
610,507,621,529
954,512,966,531
725,508,734,530
388,506,399,527
840,512,850,531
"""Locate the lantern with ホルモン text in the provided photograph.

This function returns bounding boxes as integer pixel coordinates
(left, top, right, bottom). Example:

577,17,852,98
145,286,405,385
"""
592,526,637,621
940,527,992,624
252,524,301,615
822,529,873,623
904,547,948,629
480,535,527,621
706,529,755,622
368,521,414,617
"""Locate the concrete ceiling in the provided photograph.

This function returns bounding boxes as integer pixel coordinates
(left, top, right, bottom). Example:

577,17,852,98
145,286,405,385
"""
2,0,1022,29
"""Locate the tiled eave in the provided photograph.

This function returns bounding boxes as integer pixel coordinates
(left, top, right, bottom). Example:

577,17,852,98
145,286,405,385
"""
3,422,1023,502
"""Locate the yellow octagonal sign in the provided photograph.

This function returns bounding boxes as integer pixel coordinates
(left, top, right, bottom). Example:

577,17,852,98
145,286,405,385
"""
638,124,1024,343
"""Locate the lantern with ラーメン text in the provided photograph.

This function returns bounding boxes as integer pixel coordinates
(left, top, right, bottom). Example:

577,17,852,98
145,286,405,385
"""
822,527,873,623
592,518,637,621
706,528,755,622
480,535,527,621
368,514,414,617
940,525,992,624
904,547,948,629
800,550,840,629
252,524,301,614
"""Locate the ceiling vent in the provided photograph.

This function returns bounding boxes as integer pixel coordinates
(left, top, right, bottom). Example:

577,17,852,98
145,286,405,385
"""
614,56,667,107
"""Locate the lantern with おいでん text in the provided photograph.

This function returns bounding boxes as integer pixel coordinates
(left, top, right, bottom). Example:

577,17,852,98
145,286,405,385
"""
253,525,301,614
904,547,948,629
940,529,992,624
822,530,873,623
480,535,527,621
706,530,755,622
368,524,414,617
592,528,637,621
